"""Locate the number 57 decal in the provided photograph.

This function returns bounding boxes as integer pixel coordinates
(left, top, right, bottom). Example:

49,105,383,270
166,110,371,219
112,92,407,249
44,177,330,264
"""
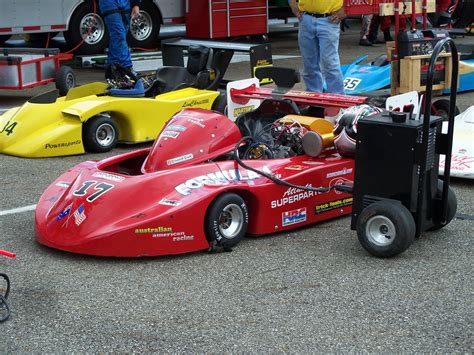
343,77,362,91
73,181,114,202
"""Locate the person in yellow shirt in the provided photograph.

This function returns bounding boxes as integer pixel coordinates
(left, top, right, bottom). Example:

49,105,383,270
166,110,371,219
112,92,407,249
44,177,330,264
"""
289,0,345,94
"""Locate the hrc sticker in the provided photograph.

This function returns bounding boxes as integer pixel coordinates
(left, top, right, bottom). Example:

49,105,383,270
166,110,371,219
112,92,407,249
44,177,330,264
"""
282,208,307,226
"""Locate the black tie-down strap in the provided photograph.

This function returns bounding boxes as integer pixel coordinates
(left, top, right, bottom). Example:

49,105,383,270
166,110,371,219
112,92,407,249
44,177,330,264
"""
0,273,11,322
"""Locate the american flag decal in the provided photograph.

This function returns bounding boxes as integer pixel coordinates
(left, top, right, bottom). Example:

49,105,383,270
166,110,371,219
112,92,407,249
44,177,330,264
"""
74,204,86,226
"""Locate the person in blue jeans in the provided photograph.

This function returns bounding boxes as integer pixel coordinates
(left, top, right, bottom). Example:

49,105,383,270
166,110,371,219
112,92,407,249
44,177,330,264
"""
99,0,141,70
289,0,345,94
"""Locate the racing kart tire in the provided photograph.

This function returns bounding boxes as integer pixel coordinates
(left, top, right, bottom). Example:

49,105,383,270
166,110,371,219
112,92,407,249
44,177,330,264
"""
0,35,11,45
64,1,107,55
357,200,416,258
211,93,228,115
205,193,248,252
55,66,76,96
427,179,457,231
432,99,460,121
127,0,161,49
82,114,118,153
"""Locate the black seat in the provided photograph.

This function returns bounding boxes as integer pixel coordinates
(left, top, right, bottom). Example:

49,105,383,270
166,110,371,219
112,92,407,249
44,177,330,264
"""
153,45,220,94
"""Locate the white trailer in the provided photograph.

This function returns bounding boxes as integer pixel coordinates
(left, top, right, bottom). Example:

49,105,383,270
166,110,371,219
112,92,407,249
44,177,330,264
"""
0,0,186,54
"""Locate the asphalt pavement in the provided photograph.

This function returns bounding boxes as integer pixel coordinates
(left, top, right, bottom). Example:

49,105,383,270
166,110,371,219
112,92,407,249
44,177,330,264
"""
0,21,473,352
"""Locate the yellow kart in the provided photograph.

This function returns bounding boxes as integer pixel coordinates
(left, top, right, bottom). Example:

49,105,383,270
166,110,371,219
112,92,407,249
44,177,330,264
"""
0,46,227,158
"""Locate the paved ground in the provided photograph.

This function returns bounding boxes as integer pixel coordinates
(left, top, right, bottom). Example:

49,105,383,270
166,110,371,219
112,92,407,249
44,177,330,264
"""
0,22,473,352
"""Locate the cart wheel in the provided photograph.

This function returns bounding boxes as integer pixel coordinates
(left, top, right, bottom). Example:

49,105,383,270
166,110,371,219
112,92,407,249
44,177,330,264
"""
205,193,248,252
82,114,118,153
211,93,227,115
431,99,460,121
428,179,457,231
127,0,161,49
357,200,416,258
56,66,76,96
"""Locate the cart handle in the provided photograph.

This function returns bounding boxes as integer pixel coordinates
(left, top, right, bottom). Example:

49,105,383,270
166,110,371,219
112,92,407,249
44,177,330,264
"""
420,37,459,227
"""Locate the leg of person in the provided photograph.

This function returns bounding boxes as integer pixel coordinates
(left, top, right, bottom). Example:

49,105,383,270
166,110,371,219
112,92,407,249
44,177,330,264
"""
380,16,393,41
103,11,132,68
360,15,374,46
298,14,323,92
436,0,459,26
368,15,381,43
318,17,344,94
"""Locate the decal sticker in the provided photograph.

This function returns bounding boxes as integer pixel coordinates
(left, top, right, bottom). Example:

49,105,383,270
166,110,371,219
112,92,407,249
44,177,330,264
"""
0,120,18,136
56,203,72,221
175,167,270,196
167,153,194,166
74,204,87,226
187,117,206,128
302,161,324,165
315,197,353,214
326,167,353,178
284,165,306,171
135,227,173,234
172,235,194,242
162,131,180,139
92,172,125,182
166,125,187,132
182,99,209,108
159,199,182,207
56,181,71,188
73,181,114,202
233,105,254,117
44,140,81,149
271,184,320,208
282,208,307,226
343,77,362,91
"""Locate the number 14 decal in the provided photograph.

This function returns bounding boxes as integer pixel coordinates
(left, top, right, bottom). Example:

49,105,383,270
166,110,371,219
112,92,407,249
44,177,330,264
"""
73,181,114,202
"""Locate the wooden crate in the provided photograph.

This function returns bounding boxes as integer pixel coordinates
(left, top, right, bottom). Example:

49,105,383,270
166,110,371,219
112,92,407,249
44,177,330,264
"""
391,53,455,95
379,0,436,16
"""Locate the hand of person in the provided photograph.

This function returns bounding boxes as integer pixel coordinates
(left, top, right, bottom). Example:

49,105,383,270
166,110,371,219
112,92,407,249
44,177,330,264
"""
131,5,140,19
289,0,301,20
330,7,345,24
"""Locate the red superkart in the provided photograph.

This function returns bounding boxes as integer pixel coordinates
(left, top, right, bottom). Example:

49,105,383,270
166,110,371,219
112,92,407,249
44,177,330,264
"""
35,100,355,257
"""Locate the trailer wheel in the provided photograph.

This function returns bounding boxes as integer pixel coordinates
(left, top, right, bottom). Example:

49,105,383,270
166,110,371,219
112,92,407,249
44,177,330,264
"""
0,35,11,45
82,114,118,153
211,93,228,115
56,66,76,96
65,1,107,55
127,0,161,49
428,179,457,231
431,99,460,121
205,193,248,252
357,201,415,258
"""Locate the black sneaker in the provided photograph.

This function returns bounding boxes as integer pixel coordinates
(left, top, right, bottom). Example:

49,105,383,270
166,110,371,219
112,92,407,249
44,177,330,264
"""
359,38,373,46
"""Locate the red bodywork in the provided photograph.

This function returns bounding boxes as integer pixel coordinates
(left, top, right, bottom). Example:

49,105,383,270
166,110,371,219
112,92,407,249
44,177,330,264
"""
35,108,354,257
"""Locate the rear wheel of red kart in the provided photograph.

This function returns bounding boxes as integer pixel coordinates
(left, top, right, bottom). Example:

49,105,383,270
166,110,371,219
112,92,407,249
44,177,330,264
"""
82,114,118,153
205,193,248,252
431,99,460,121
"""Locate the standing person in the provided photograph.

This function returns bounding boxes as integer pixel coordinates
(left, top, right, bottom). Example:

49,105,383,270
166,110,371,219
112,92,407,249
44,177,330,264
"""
99,0,141,72
289,0,345,94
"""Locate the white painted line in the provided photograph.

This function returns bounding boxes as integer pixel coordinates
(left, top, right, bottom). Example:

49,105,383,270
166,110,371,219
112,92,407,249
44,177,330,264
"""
0,204,37,216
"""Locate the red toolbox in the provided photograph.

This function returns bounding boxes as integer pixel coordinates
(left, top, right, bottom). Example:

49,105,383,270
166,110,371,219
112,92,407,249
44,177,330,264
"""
186,0,268,39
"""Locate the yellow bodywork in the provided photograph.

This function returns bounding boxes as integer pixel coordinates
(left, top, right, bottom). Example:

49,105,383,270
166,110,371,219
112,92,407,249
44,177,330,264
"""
0,84,219,158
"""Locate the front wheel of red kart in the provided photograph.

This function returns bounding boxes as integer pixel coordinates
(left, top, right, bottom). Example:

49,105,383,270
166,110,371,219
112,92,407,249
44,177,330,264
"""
357,200,416,258
82,114,119,153
205,193,248,252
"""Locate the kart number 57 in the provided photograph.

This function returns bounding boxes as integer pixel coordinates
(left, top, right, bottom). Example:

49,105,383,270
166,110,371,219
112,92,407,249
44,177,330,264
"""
343,78,361,91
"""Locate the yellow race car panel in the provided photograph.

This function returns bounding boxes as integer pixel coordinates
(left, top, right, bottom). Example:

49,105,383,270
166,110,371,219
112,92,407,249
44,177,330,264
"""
0,84,220,158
